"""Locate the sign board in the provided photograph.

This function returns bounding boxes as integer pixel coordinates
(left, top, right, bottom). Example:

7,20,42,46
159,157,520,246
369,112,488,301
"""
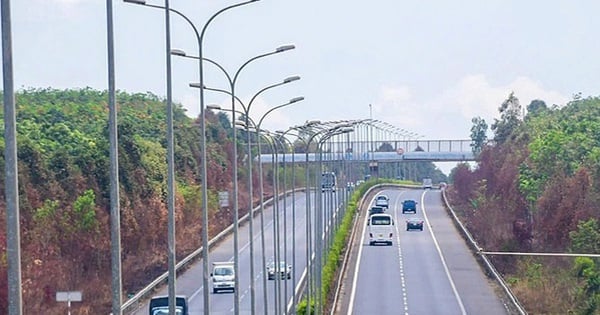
218,191,229,208
56,291,82,302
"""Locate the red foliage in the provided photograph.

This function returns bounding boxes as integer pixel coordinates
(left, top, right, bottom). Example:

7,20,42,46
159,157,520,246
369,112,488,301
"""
535,167,595,251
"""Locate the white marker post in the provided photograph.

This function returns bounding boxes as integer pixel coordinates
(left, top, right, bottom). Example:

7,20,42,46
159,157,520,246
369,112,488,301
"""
56,291,82,315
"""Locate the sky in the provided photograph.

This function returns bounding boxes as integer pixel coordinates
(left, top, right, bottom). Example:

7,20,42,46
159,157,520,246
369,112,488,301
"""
5,1,600,173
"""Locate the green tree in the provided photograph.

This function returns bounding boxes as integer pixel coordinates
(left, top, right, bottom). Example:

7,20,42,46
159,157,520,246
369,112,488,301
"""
526,99,547,119
470,116,488,155
73,189,98,231
491,92,522,144
570,219,600,254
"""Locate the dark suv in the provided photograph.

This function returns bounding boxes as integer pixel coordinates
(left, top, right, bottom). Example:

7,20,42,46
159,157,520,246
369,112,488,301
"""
402,200,417,214
369,206,385,215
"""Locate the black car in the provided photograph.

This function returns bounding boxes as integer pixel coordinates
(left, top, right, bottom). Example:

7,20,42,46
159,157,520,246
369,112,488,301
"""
406,218,424,231
402,200,417,214
369,206,385,215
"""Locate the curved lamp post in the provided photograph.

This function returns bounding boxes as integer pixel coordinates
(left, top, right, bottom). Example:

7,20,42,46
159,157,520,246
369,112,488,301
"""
275,128,309,313
123,1,261,313
297,122,354,314
207,96,303,314
194,74,299,314
189,46,295,314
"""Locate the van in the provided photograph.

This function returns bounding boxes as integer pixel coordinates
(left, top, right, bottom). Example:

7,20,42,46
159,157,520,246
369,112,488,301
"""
422,177,433,189
368,213,394,246
211,262,235,293
321,172,337,192
149,295,188,315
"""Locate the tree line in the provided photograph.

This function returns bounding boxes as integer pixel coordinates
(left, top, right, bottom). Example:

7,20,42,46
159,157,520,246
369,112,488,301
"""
450,93,600,314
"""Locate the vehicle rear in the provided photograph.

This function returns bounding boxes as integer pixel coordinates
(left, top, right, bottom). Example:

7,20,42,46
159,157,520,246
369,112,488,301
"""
402,200,417,213
368,213,394,246
149,295,188,315
375,195,389,209
321,172,337,192
422,177,433,189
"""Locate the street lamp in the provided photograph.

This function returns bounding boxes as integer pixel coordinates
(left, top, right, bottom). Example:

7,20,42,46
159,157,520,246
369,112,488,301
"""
193,70,298,315
123,1,260,314
206,96,303,314
275,128,310,313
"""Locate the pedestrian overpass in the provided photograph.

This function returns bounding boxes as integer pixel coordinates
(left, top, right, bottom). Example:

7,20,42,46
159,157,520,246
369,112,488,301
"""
258,139,476,163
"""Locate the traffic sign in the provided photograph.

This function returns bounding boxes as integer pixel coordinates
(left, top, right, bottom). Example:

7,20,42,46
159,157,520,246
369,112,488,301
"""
218,191,229,208
396,148,405,155
56,291,82,302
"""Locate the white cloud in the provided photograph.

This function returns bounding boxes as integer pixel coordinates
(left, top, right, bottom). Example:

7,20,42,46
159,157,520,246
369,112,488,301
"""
372,75,570,139
439,74,569,123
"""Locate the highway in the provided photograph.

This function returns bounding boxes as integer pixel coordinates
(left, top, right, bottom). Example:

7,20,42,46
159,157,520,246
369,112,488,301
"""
339,187,508,315
131,191,319,315
131,186,509,315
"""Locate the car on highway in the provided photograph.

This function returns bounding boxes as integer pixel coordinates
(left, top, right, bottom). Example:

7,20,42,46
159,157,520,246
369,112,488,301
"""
375,195,389,209
406,218,424,231
267,261,292,280
368,213,394,245
211,262,235,293
422,177,433,189
321,172,337,192
149,295,188,315
402,199,418,214
369,206,385,215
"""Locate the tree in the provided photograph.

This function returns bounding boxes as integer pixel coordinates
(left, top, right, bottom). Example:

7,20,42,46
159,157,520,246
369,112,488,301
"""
491,92,522,144
570,219,600,254
526,99,547,119
470,116,488,155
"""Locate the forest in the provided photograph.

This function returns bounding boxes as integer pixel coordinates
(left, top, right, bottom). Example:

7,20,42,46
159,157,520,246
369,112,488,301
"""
447,93,600,314
0,88,242,314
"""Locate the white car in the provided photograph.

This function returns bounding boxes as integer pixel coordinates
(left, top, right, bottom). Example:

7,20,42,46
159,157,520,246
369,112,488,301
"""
375,195,389,209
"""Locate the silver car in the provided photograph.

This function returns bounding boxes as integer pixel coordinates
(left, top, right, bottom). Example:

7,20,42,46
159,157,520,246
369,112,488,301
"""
267,261,292,280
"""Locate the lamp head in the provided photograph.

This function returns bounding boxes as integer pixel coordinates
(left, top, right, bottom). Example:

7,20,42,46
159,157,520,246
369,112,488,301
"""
171,49,187,57
189,83,204,89
290,96,304,103
276,44,295,53
123,0,146,4
283,75,300,83
206,105,222,110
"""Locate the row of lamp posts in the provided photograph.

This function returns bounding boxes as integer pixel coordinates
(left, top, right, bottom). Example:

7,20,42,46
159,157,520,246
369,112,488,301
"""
123,1,302,315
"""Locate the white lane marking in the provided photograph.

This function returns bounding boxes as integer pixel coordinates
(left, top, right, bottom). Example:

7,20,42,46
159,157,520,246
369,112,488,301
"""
420,191,467,315
346,198,371,315
393,204,409,315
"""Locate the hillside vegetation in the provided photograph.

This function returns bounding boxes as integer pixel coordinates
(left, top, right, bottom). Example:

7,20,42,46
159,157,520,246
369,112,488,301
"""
0,88,245,314
447,94,600,314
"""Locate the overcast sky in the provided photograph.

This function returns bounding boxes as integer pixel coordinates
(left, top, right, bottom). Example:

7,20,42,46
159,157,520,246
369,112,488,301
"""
6,1,600,172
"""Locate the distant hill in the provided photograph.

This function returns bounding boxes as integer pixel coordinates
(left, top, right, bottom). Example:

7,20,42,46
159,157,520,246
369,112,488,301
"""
0,88,237,313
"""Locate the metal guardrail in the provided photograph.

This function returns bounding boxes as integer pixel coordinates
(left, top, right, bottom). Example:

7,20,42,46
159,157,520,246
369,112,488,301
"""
121,189,303,314
441,189,527,315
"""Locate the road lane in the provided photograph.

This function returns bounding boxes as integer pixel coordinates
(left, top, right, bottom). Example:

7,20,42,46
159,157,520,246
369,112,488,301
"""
131,191,312,315
344,187,508,315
